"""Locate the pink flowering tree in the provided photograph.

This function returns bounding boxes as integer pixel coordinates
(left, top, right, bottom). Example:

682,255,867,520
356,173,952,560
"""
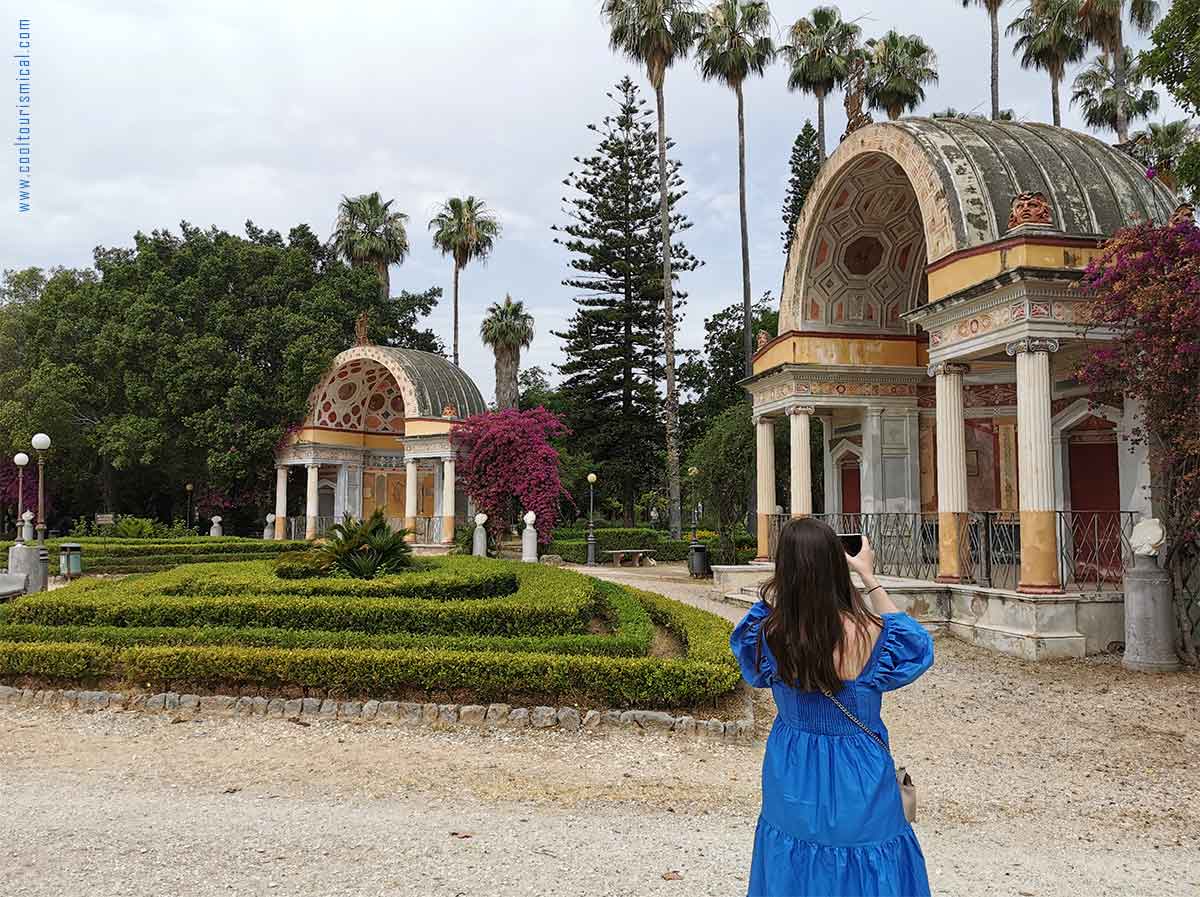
452,407,574,547
1077,217,1200,662
0,459,41,534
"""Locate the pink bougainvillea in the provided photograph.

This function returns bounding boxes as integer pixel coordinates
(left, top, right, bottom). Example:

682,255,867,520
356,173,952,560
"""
1077,217,1200,658
452,407,574,546
0,459,42,523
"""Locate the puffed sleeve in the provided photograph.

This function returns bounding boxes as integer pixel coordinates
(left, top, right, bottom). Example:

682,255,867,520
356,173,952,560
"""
730,600,775,688
867,613,934,692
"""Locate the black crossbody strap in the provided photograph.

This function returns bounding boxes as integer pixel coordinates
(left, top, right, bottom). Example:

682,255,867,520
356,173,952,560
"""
822,690,891,756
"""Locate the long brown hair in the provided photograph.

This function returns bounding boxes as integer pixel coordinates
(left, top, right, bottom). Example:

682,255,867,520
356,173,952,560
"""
760,517,882,694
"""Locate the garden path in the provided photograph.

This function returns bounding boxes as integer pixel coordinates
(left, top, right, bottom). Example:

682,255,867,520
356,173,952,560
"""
1,565,1197,896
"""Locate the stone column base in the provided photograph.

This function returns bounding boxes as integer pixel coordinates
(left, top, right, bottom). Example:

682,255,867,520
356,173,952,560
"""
755,513,771,561
936,511,968,582
305,517,318,541
274,518,287,541
403,516,417,543
1018,510,1062,593
442,515,456,545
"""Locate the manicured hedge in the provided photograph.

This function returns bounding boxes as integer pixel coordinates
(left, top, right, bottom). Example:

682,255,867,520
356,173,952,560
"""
547,535,756,566
6,560,597,637
0,556,740,707
0,537,311,575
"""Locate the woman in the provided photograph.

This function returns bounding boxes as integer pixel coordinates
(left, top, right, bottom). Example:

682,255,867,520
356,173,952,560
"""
731,518,934,897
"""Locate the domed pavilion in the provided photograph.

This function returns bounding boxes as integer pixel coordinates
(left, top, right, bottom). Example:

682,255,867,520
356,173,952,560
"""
273,327,486,547
740,117,1183,658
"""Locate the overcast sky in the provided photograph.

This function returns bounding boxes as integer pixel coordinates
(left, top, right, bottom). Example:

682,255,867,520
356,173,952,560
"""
2,1,1184,401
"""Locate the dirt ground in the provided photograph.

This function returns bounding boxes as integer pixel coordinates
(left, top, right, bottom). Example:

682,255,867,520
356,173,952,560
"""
1,565,1198,896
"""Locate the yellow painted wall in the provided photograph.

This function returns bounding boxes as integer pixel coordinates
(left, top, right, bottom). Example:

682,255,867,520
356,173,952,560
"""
289,428,404,450
753,333,924,375
927,240,1104,302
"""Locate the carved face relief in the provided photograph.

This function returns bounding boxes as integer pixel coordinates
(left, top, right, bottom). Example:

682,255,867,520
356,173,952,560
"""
1007,191,1053,230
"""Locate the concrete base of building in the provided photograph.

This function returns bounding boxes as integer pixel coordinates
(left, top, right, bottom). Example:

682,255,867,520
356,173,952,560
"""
712,565,1126,662
411,543,454,557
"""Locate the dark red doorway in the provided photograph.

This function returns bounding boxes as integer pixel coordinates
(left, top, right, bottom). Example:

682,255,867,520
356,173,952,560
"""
1067,438,1121,583
841,463,862,515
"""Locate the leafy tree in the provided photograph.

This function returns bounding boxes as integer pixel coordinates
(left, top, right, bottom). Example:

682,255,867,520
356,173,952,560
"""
782,6,862,159
602,0,702,540
1070,49,1159,137
1008,0,1088,126
959,0,1006,120
329,192,410,300
696,0,774,378
452,407,573,546
1140,0,1200,117
1063,0,1160,143
686,401,756,562
517,367,565,415
480,294,535,410
781,122,821,256
865,31,939,120
1077,218,1200,662
553,77,701,527
0,224,440,529
429,196,501,367
1132,119,1197,193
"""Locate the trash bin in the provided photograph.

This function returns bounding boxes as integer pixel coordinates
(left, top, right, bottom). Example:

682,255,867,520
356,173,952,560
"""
59,542,83,580
688,540,708,578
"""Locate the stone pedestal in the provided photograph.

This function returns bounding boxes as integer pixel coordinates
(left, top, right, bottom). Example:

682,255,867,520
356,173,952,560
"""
209,516,223,537
472,515,488,558
7,543,46,594
521,512,538,563
1123,550,1180,673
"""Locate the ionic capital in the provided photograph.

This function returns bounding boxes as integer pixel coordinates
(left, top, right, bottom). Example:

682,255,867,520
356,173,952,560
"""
1006,337,1059,356
926,362,970,379
752,413,773,427
787,404,816,417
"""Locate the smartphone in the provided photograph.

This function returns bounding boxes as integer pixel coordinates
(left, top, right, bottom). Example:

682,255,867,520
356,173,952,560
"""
838,533,863,557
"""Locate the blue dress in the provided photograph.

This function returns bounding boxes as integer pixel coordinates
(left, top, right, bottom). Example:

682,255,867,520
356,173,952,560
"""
731,602,935,897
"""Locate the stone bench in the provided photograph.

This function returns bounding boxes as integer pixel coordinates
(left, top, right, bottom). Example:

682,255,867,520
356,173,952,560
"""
602,549,656,567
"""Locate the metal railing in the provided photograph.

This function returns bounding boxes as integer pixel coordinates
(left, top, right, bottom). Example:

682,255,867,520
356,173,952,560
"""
767,509,1139,593
285,516,336,540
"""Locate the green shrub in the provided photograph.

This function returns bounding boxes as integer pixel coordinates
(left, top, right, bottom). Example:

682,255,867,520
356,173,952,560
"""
272,551,330,579
315,510,413,579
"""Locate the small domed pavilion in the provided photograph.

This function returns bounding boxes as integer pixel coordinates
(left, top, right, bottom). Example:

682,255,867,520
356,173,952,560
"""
273,329,486,546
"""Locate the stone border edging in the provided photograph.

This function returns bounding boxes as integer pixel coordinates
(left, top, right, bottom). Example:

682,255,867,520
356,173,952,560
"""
0,685,754,741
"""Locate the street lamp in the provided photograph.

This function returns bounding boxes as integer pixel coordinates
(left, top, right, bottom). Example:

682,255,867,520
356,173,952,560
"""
12,452,29,542
185,482,194,528
687,467,701,543
687,466,705,578
586,472,598,566
30,433,50,546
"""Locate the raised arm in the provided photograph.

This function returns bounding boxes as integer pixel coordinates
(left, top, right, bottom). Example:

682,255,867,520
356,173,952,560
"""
844,533,900,615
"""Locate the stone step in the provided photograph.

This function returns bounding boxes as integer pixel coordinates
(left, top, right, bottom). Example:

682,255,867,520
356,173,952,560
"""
721,591,756,610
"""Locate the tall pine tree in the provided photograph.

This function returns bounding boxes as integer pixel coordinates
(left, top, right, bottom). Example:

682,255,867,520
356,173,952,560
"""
781,121,821,255
552,77,701,526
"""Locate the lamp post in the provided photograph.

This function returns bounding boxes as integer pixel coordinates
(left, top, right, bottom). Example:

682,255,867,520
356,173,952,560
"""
31,433,50,546
185,482,194,529
586,472,598,566
687,466,705,578
13,452,29,542
687,467,700,543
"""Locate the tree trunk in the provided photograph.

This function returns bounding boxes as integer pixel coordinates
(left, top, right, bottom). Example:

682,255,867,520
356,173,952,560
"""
376,259,390,301
494,347,517,410
622,244,635,528
816,89,827,160
888,105,901,121
1112,27,1129,143
737,82,753,379
1050,69,1061,127
452,262,461,367
990,6,1000,120
655,81,682,541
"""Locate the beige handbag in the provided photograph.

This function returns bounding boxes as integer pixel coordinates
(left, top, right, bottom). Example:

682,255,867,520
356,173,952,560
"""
823,690,917,823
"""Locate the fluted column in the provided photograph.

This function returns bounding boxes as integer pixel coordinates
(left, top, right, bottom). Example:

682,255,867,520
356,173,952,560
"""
404,459,418,543
1008,338,1061,593
273,466,288,540
789,405,814,517
441,456,456,544
755,414,776,560
930,363,970,581
304,463,320,540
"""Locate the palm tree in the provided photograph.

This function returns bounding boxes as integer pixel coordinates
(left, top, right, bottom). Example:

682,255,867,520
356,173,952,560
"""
1008,0,1087,126
480,294,535,410
428,197,501,367
330,192,409,300
782,6,861,158
1070,49,1159,137
1133,119,1195,189
958,1,1006,120
865,31,939,121
696,0,774,378
601,0,701,540
1059,0,1159,143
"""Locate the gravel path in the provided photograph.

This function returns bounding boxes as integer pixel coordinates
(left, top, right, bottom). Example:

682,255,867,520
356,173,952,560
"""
2,566,1198,896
